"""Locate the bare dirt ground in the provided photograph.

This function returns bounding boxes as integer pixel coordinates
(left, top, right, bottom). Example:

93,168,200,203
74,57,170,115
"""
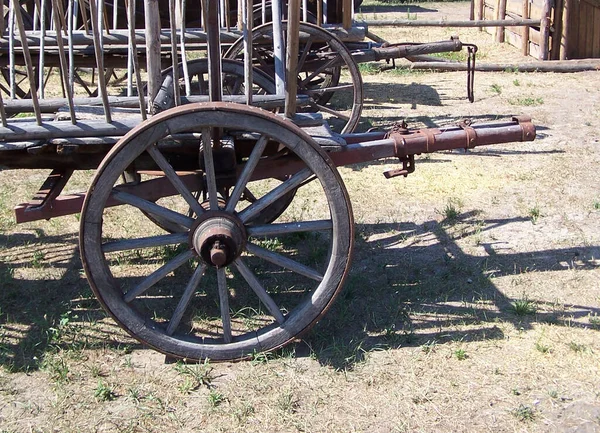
1,2,600,432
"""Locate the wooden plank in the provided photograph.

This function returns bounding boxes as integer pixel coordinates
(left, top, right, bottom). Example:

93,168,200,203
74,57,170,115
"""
539,0,552,59
586,1,596,57
561,0,571,59
592,6,600,58
578,1,587,58
551,0,565,60
571,0,581,58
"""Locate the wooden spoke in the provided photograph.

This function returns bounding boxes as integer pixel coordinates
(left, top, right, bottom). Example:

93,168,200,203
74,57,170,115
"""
246,242,323,282
296,36,314,75
201,128,219,211
102,233,188,253
247,220,333,237
123,250,195,303
233,258,285,324
111,189,194,229
166,263,207,336
303,84,355,96
146,145,205,217
310,102,350,122
217,267,232,343
225,134,269,212
298,57,339,89
230,76,243,95
239,168,312,223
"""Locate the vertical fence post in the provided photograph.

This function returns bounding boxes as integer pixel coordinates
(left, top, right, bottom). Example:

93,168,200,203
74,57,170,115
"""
521,0,530,55
495,0,507,42
539,0,552,60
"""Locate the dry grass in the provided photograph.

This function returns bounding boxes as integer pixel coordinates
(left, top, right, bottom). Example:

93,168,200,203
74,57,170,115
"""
1,2,600,432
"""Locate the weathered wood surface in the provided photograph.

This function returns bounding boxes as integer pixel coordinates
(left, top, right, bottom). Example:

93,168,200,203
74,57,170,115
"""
410,59,600,72
0,27,368,51
539,0,552,60
2,95,310,114
363,18,541,27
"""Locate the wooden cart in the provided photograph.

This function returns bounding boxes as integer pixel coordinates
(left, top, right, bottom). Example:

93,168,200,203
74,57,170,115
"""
0,0,536,361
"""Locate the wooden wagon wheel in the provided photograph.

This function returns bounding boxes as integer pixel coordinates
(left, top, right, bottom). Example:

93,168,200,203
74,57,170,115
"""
145,58,296,231
225,21,363,134
80,102,354,361
161,58,277,97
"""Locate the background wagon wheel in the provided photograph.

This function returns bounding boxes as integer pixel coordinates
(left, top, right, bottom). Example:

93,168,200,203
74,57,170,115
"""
225,21,363,134
161,58,277,97
80,102,354,361
145,58,295,230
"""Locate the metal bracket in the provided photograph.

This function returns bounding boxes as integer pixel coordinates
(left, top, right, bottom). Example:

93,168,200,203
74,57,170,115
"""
465,43,478,103
383,154,415,179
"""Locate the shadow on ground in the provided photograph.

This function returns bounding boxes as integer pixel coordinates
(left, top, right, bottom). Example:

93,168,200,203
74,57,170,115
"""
299,214,600,370
1,212,598,372
0,230,143,372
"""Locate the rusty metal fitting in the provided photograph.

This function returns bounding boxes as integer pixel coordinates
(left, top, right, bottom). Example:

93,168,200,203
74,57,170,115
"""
191,211,247,267
458,119,478,149
512,115,536,141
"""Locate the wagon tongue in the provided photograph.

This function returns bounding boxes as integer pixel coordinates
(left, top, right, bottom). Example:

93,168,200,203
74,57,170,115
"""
382,116,536,179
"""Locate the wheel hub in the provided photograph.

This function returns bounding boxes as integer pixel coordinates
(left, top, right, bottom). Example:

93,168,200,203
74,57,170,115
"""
190,211,247,267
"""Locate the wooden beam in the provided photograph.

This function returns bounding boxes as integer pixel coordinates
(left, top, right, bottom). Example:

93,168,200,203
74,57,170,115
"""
522,0,530,56
342,0,352,30
496,0,507,42
410,59,600,72
539,0,552,60
364,18,541,27
551,0,565,60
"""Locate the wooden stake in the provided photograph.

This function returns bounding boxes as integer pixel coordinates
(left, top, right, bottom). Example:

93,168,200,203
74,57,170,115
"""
478,0,484,31
551,0,565,60
521,0,529,56
561,0,570,60
12,0,42,124
539,0,552,60
496,0,507,42
144,0,162,102
342,0,352,30
285,0,300,118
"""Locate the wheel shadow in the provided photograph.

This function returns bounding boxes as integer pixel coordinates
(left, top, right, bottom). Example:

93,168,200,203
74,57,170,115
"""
299,214,600,370
0,230,142,372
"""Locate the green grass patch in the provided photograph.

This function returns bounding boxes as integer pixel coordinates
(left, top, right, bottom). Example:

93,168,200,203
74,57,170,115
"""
510,97,544,106
512,404,536,421
490,83,502,95
528,205,541,223
511,296,536,316
432,51,468,62
358,62,382,75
